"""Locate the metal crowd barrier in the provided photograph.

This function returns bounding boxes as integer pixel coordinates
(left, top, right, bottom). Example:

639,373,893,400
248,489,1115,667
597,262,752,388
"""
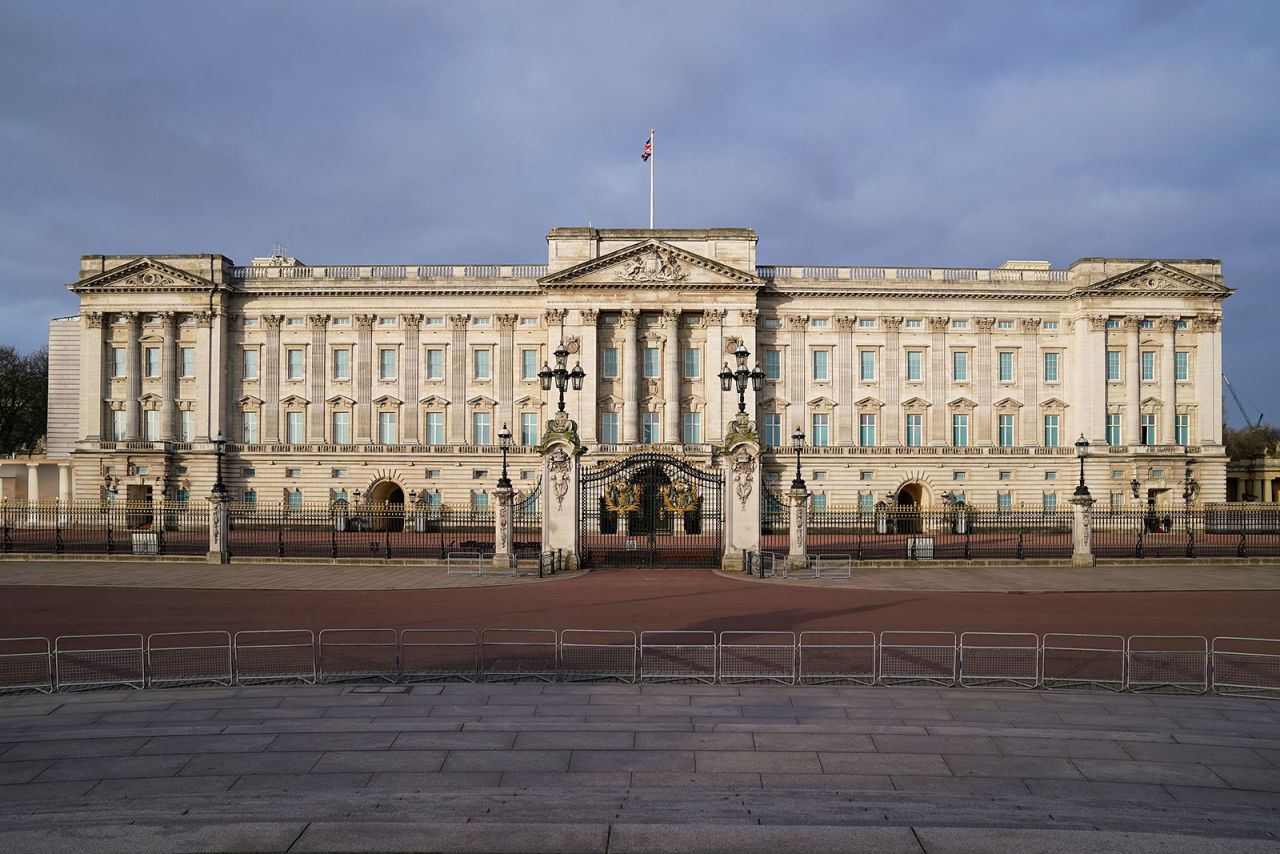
3,629,1280,696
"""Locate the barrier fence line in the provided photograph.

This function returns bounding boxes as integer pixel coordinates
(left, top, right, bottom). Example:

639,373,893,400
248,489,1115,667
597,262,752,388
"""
3,629,1280,697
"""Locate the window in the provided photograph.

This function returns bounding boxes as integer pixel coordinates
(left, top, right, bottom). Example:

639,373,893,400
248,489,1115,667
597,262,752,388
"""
811,413,830,446
379,316,397,327
1152,468,1165,479
998,414,1015,447
378,411,397,444
953,471,966,481
1043,352,1059,382
764,350,781,380
1174,319,1189,330
472,412,491,445
682,412,702,444
425,348,444,380
1106,414,1122,446
379,348,397,380
241,411,258,443
520,317,538,327
904,319,922,329
858,318,876,329
997,491,1012,513
952,319,968,330
642,411,660,443
332,349,351,380
905,413,923,447
859,492,874,512
332,411,351,444
1141,351,1155,381
952,414,969,446
472,469,488,480
810,317,829,328
643,348,660,378
601,347,619,378
520,412,539,445
179,410,194,442
287,490,303,508
286,468,302,479
812,350,830,381
1140,319,1154,329
243,489,256,504
425,316,444,327
763,318,782,329
1113,470,1126,479
906,351,923,382
999,471,1012,481
763,413,781,446
683,348,701,379
425,412,444,444
1044,471,1057,481
473,349,491,380
144,347,160,377
287,348,304,380
1105,318,1121,329
175,487,190,503
812,493,828,510
1106,350,1121,381
997,320,1014,330
521,349,538,381
859,351,876,381
812,471,827,481
285,411,303,444
998,351,1014,383
331,469,348,478
1043,414,1060,447
1044,321,1059,330
110,347,126,377
331,317,350,327
180,347,195,378
952,351,969,381
859,471,873,481
1175,350,1189,381
1175,414,1189,446
858,413,876,446
1043,493,1058,511
286,317,303,327
242,467,256,477
139,410,158,440
1140,414,1157,445
599,412,619,444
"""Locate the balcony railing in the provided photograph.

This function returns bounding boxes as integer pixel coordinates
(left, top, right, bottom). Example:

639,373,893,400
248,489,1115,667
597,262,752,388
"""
232,264,549,281
757,265,1070,283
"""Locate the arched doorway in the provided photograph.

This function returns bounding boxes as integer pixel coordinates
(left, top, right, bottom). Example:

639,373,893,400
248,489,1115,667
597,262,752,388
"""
896,483,925,507
894,482,925,534
366,480,405,532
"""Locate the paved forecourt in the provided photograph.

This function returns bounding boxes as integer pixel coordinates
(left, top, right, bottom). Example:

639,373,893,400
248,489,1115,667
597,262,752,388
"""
0,683,1279,852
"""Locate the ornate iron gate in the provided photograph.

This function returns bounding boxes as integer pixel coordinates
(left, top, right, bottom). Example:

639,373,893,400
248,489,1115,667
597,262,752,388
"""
579,452,723,568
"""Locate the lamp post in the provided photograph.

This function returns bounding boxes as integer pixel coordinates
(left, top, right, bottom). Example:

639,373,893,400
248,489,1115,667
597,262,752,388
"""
1130,469,1141,501
791,428,806,491
538,343,585,414
718,343,766,416
211,432,227,500
1074,435,1091,498
497,424,513,490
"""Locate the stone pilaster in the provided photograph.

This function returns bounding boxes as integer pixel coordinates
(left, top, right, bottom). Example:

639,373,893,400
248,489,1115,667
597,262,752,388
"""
208,309,226,442
262,315,284,443
160,312,178,441
836,317,856,445
974,317,994,445
577,308,599,443
124,312,142,441
882,316,902,445
1193,315,1221,445
701,310,726,445
356,314,377,443
403,315,422,443
80,312,105,441
307,314,329,443
619,309,639,443
1124,316,1142,444
193,312,214,442
1159,317,1176,445
927,317,948,445
497,314,517,436
1020,317,1041,446
662,309,681,443
787,316,808,436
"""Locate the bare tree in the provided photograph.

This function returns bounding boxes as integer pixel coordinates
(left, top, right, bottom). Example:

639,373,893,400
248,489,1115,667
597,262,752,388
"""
0,345,48,456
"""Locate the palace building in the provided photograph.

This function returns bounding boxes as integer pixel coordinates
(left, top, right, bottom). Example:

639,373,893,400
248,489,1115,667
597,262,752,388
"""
44,227,1230,512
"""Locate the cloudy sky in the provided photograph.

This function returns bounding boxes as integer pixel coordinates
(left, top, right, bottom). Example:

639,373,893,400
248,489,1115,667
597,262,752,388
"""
1,1,1276,424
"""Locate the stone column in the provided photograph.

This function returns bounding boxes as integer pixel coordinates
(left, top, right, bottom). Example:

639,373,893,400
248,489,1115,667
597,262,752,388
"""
1020,318,1041,445
786,316,808,437
927,317,948,444
1070,493,1096,566
620,309,639,443
356,314,377,443
207,493,229,564
702,310,726,446
492,485,515,571
25,464,39,502
262,315,284,443
577,309,599,443
786,486,810,574
124,312,142,440
974,317,995,445
81,312,106,441
540,415,582,569
307,314,329,443
1159,317,1176,444
883,316,902,445
662,309,681,444
721,416,761,571
443,314,469,443
1125,316,1142,445
403,315,422,443
837,317,856,445
1083,315,1108,444
1194,315,1220,445
193,312,214,442
58,464,71,503
497,314,517,435
208,310,226,442
160,312,178,441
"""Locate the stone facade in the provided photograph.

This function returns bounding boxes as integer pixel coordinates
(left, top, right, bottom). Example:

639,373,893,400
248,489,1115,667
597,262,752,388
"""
51,228,1231,510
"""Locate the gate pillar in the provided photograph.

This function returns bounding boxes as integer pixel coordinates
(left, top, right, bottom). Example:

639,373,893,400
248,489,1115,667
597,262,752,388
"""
787,487,810,573
539,411,584,570
1070,494,1096,566
207,493,229,564
722,413,761,572
493,485,515,571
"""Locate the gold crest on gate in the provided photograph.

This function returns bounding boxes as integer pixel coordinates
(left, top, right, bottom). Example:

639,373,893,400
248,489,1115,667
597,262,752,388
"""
603,481,642,514
660,479,700,514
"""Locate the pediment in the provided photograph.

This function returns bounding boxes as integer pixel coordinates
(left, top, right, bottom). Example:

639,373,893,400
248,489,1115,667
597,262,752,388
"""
238,395,263,407
540,240,761,289
993,397,1023,410
466,394,497,407
280,394,309,406
326,394,356,406
420,395,450,407
1041,397,1070,411
806,396,837,409
69,258,227,294
373,394,402,406
855,396,884,409
1076,262,1231,298
514,395,543,407
948,396,977,409
1140,396,1163,407
901,396,931,409
597,392,624,407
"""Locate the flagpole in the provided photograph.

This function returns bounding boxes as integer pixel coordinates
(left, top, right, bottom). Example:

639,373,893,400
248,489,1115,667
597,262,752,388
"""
648,128,654,230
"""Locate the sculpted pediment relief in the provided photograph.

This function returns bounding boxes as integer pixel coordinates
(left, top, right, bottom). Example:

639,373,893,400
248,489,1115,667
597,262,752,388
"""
902,396,931,410
280,395,309,407
420,395,450,407
326,395,356,407
70,258,226,293
993,397,1023,410
466,395,497,408
540,240,761,289
1076,262,1231,298
373,394,403,406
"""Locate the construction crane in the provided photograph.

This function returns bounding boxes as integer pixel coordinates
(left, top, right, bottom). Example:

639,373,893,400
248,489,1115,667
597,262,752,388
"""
1223,374,1264,427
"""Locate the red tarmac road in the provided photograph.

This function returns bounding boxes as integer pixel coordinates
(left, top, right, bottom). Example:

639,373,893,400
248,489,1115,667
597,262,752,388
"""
3,570,1279,639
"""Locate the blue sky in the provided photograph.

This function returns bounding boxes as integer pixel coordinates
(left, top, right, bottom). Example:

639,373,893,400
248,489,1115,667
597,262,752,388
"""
1,1,1276,425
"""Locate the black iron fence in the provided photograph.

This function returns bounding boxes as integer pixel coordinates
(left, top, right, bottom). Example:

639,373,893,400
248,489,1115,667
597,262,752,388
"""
0,500,209,557
1094,505,1280,559
806,505,1074,561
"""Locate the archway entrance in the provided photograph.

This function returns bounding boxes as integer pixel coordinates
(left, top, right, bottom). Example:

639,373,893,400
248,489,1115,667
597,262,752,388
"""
894,482,925,534
367,481,405,532
896,483,924,508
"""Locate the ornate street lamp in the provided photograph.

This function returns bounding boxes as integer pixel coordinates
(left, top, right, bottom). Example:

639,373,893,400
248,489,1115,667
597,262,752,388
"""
791,427,806,491
1130,469,1141,500
1182,451,1198,507
497,423,513,490
718,343,766,415
1074,434,1091,498
538,342,585,414
211,432,227,500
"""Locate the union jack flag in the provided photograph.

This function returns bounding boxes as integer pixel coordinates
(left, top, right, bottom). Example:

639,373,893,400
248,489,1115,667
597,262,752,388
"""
642,132,652,161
